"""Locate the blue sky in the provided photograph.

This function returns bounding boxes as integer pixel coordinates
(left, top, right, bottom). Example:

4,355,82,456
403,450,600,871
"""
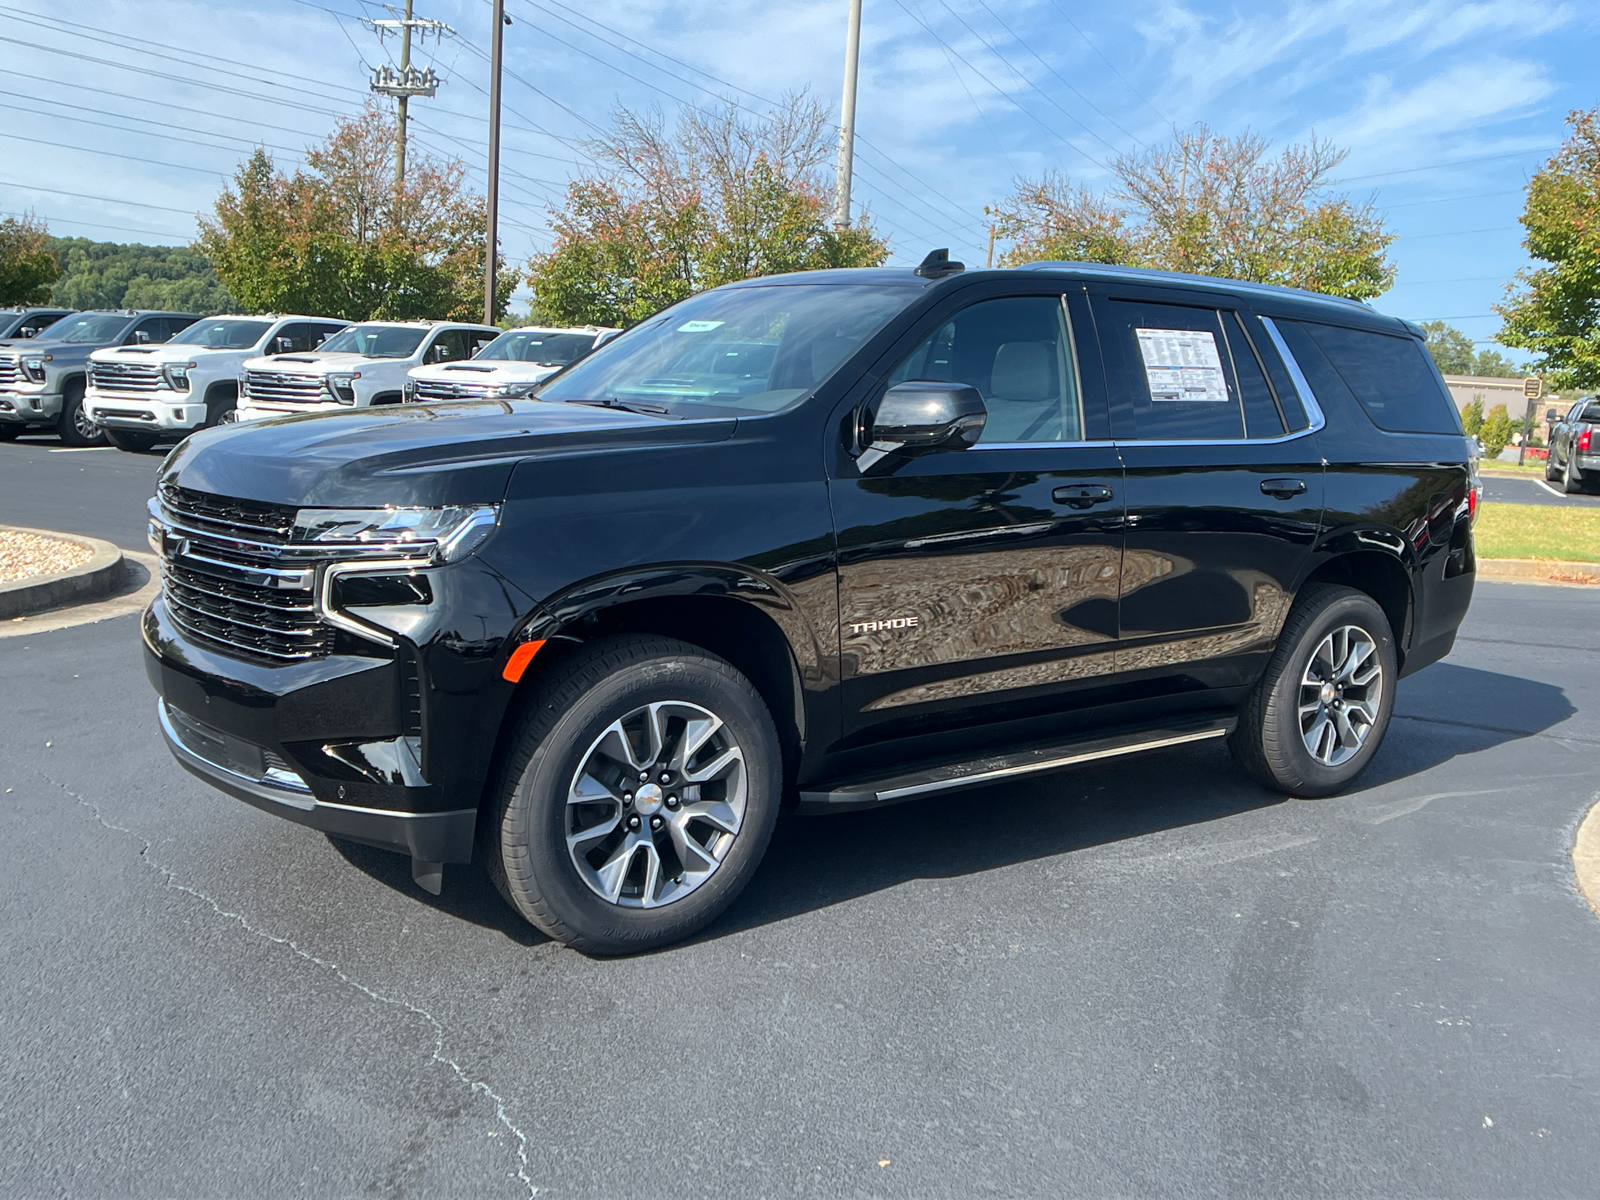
1,0,1592,360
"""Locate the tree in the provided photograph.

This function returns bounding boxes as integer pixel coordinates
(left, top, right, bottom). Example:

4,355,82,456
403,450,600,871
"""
0,213,60,305
1461,396,1485,437
1420,320,1519,377
47,238,232,313
1498,108,1600,392
992,126,1396,300
1480,402,1513,457
197,103,513,322
526,94,889,327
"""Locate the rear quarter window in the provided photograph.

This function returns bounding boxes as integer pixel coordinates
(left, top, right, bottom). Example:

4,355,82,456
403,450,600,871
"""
1294,321,1463,435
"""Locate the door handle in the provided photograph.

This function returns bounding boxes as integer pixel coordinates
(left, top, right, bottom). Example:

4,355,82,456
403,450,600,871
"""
1260,478,1307,499
1053,484,1114,508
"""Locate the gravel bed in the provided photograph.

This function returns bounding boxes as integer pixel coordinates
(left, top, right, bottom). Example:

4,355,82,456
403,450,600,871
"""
0,530,93,584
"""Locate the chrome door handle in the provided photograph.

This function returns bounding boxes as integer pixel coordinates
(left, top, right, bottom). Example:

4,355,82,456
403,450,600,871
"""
1260,478,1307,499
1053,484,1114,508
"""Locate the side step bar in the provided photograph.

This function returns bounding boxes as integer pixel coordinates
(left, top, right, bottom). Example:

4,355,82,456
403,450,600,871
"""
797,716,1235,815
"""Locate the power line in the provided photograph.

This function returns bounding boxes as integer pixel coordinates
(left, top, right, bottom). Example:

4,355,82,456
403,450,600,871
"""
1379,189,1525,210
0,179,200,215
0,131,231,177
1338,148,1555,185
1396,226,1517,241
1,208,192,242
0,88,308,162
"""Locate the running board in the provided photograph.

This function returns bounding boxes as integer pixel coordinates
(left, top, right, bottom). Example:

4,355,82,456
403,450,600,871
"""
797,717,1235,814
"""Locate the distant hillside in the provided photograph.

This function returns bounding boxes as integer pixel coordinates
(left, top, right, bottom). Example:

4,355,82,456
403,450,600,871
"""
47,237,234,314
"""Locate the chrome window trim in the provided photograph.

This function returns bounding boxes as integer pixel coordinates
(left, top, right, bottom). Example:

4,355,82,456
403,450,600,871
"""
1258,316,1327,434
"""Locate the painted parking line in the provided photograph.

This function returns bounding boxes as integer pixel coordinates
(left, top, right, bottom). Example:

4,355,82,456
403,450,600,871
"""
47,447,114,454
1537,480,1569,499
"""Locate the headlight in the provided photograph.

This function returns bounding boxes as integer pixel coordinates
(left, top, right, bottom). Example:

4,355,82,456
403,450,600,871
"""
163,363,194,392
20,355,47,383
292,504,499,563
327,372,358,404
237,373,249,397
488,381,541,398
403,379,416,402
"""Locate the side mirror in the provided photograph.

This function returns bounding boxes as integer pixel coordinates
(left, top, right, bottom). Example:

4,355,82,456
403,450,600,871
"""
858,380,987,471
1546,408,1558,422
274,336,294,354
133,330,151,344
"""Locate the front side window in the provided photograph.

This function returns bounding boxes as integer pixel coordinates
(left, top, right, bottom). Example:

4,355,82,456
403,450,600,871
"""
477,330,597,366
48,314,133,344
425,330,470,363
318,324,429,359
886,295,1082,443
129,317,179,345
171,319,273,350
538,283,917,417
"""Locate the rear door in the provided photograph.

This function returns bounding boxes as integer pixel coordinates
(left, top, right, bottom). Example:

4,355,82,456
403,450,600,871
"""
830,282,1126,750
1088,284,1324,690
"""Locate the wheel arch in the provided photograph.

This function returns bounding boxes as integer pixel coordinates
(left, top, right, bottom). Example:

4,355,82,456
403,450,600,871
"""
1296,547,1414,665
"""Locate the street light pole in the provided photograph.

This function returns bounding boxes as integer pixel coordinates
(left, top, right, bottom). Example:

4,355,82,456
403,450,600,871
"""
832,0,862,230
483,0,507,324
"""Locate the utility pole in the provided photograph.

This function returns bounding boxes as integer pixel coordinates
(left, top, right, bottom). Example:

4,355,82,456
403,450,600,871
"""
832,0,862,230
365,1,452,188
484,0,508,324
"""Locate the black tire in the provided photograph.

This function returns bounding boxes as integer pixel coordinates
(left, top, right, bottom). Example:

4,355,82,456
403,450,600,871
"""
1545,449,1561,482
0,423,20,442
55,379,105,447
103,427,158,452
203,383,237,427
485,634,782,955
1563,451,1586,494
1231,583,1398,797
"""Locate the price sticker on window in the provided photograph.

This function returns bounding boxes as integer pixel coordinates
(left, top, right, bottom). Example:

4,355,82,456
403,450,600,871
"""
1135,328,1230,402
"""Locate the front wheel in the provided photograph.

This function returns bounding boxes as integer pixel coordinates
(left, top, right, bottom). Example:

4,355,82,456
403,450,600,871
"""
1231,584,1397,797
0,423,20,442
486,635,782,955
56,381,105,448
104,428,158,452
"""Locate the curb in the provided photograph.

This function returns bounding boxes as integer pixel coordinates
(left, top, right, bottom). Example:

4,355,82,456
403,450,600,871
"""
0,526,127,619
1477,558,1600,586
1576,800,1600,919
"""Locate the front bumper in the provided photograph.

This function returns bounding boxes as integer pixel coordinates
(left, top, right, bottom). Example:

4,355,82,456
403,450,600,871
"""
143,597,478,863
0,389,62,423
237,400,345,420
85,390,202,432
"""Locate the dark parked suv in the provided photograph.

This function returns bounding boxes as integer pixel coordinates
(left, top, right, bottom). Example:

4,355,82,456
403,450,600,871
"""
143,256,1478,953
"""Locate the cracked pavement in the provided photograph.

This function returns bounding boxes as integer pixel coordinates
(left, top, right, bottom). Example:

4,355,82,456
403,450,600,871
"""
1,439,1598,1196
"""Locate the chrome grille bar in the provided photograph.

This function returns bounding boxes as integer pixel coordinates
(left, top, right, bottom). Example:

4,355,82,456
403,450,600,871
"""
244,370,329,405
89,361,163,392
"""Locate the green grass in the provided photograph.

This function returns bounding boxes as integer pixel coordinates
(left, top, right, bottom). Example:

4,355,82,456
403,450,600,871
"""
1478,459,1549,478
1474,503,1600,562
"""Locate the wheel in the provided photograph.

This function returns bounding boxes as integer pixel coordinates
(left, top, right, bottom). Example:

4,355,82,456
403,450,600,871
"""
485,635,782,955
203,384,237,427
1231,583,1397,797
0,424,20,442
1563,451,1586,494
1546,449,1561,482
104,428,158,452
56,380,105,447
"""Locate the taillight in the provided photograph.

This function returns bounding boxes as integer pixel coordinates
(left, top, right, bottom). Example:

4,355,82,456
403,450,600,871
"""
1580,428,1592,453
1467,460,1482,525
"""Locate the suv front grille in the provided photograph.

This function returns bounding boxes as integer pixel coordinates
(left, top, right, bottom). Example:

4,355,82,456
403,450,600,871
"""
245,370,328,405
413,378,494,401
89,361,163,392
0,353,17,385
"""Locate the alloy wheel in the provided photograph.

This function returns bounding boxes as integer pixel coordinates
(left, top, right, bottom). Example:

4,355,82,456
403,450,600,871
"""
1298,624,1383,766
565,700,746,909
73,403,100,442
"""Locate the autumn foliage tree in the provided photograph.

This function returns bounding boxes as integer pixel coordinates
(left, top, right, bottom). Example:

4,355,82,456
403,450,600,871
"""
0,213,60,305
992,126,1395,300
1497,108,1600,392
198,103,512,322
527,94,889,327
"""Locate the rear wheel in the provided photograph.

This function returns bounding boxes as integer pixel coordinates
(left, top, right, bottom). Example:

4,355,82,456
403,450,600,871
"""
485,635,782,955
56,379,105,447
1545,449,1561,481
1231,583,1397,797
103,428,159,452
1563,451,1587,494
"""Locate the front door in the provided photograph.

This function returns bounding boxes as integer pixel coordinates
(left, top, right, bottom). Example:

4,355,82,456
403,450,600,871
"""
830,287,1125,755
1088,285,1324,691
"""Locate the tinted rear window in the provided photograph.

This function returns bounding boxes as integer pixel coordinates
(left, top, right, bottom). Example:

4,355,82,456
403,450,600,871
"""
1295,321,1462,435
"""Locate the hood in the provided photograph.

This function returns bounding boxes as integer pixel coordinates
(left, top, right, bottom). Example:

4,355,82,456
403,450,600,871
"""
409,360,560,385
242,351,370,375
92,343,246,365
5,337,97,363
160,398,737,508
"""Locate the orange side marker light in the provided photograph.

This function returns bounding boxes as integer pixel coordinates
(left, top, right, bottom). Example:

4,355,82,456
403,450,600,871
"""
502,639,546,683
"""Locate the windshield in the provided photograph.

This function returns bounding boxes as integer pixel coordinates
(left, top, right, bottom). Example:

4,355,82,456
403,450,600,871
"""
170,318,272,349
537,284,917,416
43,313,132,344
317,324,428,358
477,329,596,366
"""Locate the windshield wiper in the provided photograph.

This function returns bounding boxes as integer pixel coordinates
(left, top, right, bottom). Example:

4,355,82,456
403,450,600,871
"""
566,397,673,416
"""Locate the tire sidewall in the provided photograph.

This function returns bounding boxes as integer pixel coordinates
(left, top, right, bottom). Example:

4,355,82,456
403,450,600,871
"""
57,380,104,447
1264,589,1398,796
500,647,781,952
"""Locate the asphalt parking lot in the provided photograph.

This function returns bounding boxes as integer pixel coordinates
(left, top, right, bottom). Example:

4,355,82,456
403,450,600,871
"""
2,438,1598,1197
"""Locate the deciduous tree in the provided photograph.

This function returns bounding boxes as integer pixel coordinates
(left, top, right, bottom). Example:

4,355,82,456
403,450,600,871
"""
1420,320,1518,377
992,126,1395,300
526,94,889,327
0,214,60,305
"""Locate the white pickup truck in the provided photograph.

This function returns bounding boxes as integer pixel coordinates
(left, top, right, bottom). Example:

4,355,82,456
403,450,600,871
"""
235,320,500,420
404,325,620,401
85,314,349,451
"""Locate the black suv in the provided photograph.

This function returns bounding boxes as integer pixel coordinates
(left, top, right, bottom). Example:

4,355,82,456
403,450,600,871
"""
143,258,1478,953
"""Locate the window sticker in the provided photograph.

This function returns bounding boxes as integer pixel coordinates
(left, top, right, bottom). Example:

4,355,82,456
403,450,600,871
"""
676,320,725,333
1135,328,1230,402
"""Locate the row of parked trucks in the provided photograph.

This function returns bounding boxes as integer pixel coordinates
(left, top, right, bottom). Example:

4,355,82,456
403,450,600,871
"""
0,306,618,452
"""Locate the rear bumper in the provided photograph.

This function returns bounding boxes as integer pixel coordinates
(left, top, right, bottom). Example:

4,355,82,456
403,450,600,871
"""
84,390,200,431
1578,454,1600,474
